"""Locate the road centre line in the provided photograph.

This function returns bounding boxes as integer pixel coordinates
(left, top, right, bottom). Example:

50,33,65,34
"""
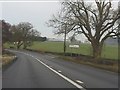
76,80,84,84
6,49,85,89
58,70,62,73
34,57,84,89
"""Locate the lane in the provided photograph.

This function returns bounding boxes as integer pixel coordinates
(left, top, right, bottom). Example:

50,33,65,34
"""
3,50,83,88
19,49,119,88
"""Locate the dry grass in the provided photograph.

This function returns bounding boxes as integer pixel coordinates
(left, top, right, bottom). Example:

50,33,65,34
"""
2,54,15,67
0,55,2,68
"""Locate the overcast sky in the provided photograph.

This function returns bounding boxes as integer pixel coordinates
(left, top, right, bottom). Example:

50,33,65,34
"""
1,1,62,39
0,0,119,42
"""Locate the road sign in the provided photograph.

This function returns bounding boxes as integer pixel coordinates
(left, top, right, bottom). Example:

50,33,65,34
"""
69,45,79,48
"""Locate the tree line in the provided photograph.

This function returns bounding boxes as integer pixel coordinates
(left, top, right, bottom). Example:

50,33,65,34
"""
47,0,120,60
1,20,47,49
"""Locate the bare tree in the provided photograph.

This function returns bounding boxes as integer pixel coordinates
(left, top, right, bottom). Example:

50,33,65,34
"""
1,20,11,44
47,0,120,60
0,20,12,51
10,22,39,49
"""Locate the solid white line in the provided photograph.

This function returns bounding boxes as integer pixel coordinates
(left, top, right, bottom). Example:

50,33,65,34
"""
6,49,85,89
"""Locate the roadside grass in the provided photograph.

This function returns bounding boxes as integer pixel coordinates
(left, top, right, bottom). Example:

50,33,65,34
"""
4,41,118,60
57,56,118,73
0,55,2,69
2,55,14,66
2,51,16,69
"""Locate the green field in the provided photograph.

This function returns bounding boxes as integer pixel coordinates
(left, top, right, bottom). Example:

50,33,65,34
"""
5,41,118,60
28,41,118,60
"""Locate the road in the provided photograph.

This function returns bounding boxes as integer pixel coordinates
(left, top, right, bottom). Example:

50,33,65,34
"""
2,49,118,88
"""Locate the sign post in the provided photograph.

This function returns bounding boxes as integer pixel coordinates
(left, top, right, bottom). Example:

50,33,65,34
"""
69,44,80,56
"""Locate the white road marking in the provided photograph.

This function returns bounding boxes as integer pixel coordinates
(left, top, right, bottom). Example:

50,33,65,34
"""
35,58,83,89
76,80,84,84
58,70,62,73
6,49,85,89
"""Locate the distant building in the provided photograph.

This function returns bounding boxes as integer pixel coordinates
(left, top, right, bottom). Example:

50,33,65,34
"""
104,37,118,45
47,38,63,42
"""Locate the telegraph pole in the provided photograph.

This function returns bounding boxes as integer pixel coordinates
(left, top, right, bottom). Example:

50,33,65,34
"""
118,1,120,45
117,1,120,56
64,24,67,55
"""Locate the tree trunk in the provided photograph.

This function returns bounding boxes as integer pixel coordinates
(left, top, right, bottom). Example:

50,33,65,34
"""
17,45,20,49
23,41,28,49
23,44,27,49
91,42,103,61
17,41,23,49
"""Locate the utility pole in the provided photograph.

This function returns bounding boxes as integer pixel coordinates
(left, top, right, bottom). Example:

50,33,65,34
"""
118,1,120,63
118,1,120,46
64,24,67,55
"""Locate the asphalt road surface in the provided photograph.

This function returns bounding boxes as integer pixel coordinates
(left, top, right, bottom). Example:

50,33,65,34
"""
2,49,118,89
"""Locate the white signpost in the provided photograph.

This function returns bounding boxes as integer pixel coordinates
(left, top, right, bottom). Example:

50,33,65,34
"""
69,45,79,48
69,44,80,56
68,36,80,56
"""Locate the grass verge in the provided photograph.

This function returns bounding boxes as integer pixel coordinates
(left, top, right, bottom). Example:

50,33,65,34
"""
58,56,119,73
2,50,17,70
